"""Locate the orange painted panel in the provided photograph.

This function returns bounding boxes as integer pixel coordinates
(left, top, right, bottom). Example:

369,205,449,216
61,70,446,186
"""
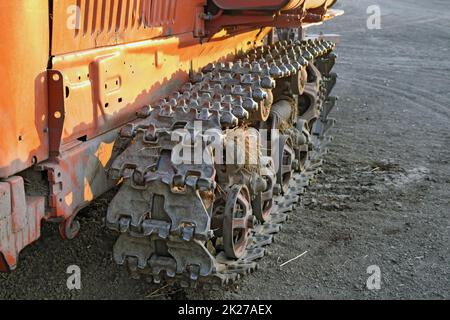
0,0,49,178
51,0,206,55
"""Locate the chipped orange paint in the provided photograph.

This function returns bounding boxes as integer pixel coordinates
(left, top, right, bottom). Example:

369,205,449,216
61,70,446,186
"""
65,192,74,207
96,142,116,167
84,178,94,203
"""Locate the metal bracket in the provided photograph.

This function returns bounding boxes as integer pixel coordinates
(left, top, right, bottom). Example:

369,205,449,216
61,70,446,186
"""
47,70,66,156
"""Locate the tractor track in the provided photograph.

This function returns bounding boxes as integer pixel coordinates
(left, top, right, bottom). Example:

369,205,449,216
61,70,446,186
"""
105,38,338,289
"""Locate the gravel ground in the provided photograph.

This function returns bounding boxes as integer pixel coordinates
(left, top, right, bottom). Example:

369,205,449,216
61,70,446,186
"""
0,0,449,300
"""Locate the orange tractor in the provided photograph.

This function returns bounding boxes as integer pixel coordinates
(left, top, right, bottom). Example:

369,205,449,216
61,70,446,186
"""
0,0,341,287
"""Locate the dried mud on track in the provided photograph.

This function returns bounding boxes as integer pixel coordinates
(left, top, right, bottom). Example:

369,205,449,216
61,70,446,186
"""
1,0,449,300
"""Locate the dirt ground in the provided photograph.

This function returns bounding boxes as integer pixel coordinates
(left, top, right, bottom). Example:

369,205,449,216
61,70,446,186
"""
0,0,448,300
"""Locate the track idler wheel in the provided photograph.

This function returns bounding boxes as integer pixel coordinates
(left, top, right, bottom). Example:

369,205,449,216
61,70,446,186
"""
277,136,295,195
223,185,255,259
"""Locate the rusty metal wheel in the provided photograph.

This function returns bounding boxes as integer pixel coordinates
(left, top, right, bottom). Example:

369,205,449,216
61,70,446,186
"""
223,185,254,259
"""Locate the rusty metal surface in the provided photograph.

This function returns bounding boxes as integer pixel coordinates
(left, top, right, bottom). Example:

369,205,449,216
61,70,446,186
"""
0,177,46,271
39,129,122,220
